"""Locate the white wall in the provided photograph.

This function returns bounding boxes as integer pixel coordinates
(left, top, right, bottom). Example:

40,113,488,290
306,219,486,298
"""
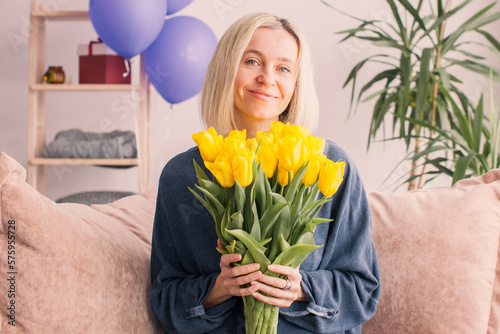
1,0,499,200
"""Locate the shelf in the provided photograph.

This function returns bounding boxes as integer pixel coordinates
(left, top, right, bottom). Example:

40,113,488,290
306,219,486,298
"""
30,84,138,91
27,0,151,196
31,9,89,21
30,158,139,166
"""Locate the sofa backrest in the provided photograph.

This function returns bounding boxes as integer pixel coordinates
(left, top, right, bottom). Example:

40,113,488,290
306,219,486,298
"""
0,152,164,333
1,150,499,333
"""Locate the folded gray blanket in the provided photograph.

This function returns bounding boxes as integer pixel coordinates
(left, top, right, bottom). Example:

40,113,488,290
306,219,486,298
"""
56,190,136,205
42,129,137,159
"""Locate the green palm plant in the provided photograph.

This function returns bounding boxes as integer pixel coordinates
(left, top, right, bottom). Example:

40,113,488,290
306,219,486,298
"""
321,0,500,189
391,71,500,187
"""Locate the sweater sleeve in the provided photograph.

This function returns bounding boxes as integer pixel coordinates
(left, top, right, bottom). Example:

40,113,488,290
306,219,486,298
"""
279,142,381,333
150,154,237,334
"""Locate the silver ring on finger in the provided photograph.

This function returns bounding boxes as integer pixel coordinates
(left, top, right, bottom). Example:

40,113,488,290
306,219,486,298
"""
283,278,291,291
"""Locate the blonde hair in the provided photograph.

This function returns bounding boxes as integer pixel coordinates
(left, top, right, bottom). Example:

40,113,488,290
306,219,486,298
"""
200,13,319,135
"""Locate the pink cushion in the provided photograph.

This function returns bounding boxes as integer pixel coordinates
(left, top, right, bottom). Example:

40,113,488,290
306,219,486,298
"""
364,169,500,333
0,152,163,333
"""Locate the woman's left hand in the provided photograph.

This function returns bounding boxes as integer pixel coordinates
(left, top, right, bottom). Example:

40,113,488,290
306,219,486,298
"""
250,264,310,307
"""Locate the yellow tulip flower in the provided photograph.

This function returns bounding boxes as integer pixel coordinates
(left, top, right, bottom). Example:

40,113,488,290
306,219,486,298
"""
307,136,325,156
256,131,276,146
222,138,248,163
227,129,247,141
192,127,222,163
232,150,254,187
296,140,309,173
318,160,345,197
277,135,302,172
256,143,278,178
269,121,309,139
277,163,295,186
246,138,258,151
205,154,234,188
290,124,310,138
302,153,327,186
270,121,287,138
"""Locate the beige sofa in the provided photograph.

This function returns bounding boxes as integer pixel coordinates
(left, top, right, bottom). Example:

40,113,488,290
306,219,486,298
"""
1,151,499,333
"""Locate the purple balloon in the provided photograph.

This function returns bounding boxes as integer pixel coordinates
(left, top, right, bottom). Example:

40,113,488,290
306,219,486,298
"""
144,16,217,104
89,0,166,59
166,0,194,15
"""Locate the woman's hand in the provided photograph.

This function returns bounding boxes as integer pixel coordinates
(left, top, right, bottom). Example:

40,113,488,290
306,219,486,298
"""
217,240,263,297
250,264,310,308
203,240,262,310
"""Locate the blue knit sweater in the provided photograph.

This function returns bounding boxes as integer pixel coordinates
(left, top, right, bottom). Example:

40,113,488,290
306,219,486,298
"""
150,140,380,333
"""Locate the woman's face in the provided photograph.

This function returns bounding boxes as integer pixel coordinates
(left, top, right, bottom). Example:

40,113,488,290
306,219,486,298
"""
233,27,299,131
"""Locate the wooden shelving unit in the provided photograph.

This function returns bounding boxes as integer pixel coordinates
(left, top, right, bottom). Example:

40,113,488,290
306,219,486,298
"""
30,158,139,166
28,1,151,195
30,84,138,91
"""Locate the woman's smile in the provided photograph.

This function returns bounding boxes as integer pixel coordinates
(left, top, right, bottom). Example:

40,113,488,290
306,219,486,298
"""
248,88,279,101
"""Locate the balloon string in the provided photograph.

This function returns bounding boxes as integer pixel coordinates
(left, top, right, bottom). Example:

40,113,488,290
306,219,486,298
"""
123,59,131,78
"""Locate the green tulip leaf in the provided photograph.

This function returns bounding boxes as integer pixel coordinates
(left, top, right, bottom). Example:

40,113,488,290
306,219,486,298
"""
225,229,271,268
254,163,267,216
226,239,237,253
259,237,273,247
268,205,290,262
234,180,246,214
193,159,209,181
195,184,226,216
240,250,254,265
198,178,225,206
259,202,288,239
284,161,309,203
272,243,322,268
279,234,290,253
269,192,287,204
221,204,233,242
227,211,244,231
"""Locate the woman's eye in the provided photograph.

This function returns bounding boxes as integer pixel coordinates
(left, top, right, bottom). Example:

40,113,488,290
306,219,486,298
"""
245,59,258,66
278,67,290,73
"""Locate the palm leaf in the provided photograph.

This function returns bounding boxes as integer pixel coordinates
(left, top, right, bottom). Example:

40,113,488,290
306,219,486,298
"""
442,3,500,55
489,71,500,169
387,0,409,47
414,0,472,45
431,76,476,149
397,0,434,45
415,48,432,117
368,92,398,149
472,95,484,153
342,54,392,111
476,29,500,53
453,49,486,60
452,155,475,184
445,58,500,79
357,69,399,104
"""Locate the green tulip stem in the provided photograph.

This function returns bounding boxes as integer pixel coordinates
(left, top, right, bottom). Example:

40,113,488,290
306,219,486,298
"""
244,295,279,334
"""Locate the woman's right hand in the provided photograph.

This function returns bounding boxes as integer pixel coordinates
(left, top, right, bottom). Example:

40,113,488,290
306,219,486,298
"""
203,240,262,310
218,240,263,296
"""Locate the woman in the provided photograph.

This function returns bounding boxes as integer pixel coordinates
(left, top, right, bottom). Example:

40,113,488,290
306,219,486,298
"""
150,13,380,334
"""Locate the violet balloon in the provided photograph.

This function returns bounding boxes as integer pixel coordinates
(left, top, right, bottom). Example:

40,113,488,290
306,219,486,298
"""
144,16,217,104
166,0,194,15
89,0,166,59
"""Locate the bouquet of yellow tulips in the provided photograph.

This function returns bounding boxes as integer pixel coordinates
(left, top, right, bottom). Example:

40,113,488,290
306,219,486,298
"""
189,121,344,334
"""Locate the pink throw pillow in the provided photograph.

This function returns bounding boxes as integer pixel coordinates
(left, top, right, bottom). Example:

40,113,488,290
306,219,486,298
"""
365,170,500,333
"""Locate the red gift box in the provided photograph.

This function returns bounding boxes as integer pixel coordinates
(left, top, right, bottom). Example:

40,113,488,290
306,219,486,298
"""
78,40,131,84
